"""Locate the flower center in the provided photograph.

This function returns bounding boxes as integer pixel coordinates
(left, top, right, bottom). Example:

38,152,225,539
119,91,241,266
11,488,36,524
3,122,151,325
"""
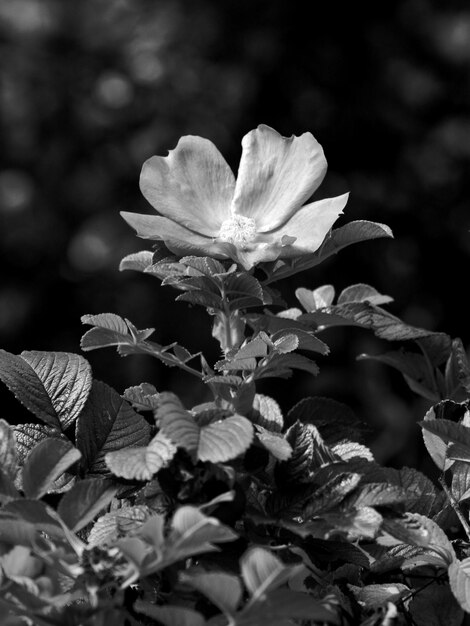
219,214,257,244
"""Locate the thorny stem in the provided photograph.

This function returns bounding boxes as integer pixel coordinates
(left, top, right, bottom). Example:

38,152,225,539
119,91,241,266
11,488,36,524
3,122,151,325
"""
439,475,470,541
140,342,204,380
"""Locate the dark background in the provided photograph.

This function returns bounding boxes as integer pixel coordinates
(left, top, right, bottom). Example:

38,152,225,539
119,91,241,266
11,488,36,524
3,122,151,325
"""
1,0,469,466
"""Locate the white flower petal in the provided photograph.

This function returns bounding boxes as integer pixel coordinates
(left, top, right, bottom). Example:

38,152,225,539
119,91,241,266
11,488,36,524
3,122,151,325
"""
140,136,235,237
273,193,349,256
231,125,327,232
121,212,235,260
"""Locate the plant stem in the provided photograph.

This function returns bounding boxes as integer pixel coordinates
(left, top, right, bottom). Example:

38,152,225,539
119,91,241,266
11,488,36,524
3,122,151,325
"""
439,475,470,541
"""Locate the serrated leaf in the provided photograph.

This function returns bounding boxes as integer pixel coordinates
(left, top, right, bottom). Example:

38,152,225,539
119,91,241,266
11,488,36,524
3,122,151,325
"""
285,396,364,442
105,432,177,480
119,250,154,273
181,256,226,277
281,421,336,483
449,338,470,394
21,351,92,430
76,380,151,474
57,478,117,532
158,393,200,452
265,220,393,283
303,472,362,517
337,283,393,306
285,506,383,541
22,439,81,499
233,336,269,360
0,350,91,430
271,328,329,355
13,423,73,493
81,313,154,351
385,466,439,515
0,420,17,481
183,571,242,614
423,400,465,470
380,513,455,565
420,419,470,451
176,290,223,309
225,272,264,301
251,394,283,432
351,583,408,608
198,415,254,463
134,602,205,626
123,383,160,411
449,557,470,613
256,353,319,379
344,483,410,508
332,441,374,461
273,333,299,353
451,462,470,503
88,505,151,546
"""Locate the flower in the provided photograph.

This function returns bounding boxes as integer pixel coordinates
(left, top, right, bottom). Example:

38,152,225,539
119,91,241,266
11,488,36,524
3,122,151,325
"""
121,125,349,270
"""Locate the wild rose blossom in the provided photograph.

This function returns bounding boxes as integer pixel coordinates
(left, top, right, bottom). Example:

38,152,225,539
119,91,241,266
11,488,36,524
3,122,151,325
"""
121,125,349,270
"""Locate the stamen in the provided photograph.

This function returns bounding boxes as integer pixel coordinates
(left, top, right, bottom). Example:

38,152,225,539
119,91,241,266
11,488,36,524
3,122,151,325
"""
219,214,257,244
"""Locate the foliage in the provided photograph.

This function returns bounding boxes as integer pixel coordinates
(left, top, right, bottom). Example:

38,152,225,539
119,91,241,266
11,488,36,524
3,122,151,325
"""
1,131,470,626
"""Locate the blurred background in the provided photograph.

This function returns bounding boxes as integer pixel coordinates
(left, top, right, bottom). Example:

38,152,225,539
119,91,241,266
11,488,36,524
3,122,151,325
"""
1,0,469,467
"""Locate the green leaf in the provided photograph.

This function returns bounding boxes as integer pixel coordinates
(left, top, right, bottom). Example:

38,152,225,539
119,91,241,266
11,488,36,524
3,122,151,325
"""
81,313,154,350
285,396,365,442
303,473,362,517
134,602,205,626
449,557,470,613
119,250,154,273
197,415,254,463
176,290,223,309
21,351,93,430
380,513,455,565
235,588,338,625
183,571,242,614
343,483,411,508
255,353,319,379
241,548,296,599
88,505,151,546
271,328,329,355
322,301,449,344
451,462,470,503
284,506,383,541
57,478,117,531
420,419,470,451
446,338,470,398
420,401,468,471
251,394,283,432
105,432,177,480
255,426,292,461
233,336,269,360
264,220,393,283
76,380,151,474
280,421,336,484
180,256,226,276
409,580,463,626
0,420,17,481
351,583,408,608
158,395,254,462
0,350,92,429
123,383,160,411
13,423,73,493
385,466,439,516
359,349,440,402
273,333,299,353
295,285,335,311
22,438,81,499
337,283,393,306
